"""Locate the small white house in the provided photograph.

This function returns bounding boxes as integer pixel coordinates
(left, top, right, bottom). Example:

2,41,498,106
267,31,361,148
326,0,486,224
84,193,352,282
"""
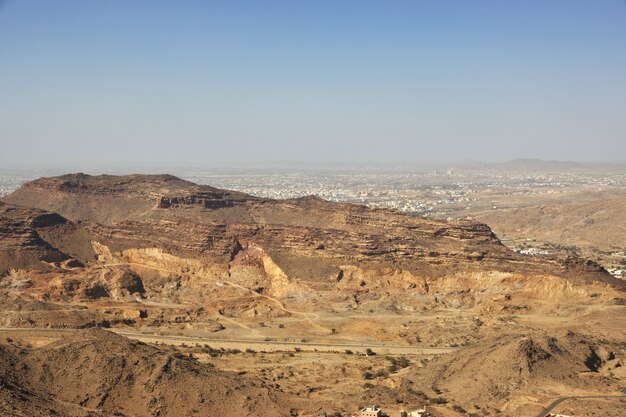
360,406,382,417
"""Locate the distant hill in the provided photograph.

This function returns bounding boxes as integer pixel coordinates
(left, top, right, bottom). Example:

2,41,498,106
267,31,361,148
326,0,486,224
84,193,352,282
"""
474,193,626,268
501,158,584,170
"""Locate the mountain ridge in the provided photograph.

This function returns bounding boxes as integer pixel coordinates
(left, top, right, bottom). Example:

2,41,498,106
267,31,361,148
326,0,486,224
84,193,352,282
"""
1,173,617,285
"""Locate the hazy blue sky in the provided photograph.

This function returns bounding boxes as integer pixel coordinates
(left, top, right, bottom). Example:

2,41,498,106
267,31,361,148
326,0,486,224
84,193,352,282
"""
1,1,625,167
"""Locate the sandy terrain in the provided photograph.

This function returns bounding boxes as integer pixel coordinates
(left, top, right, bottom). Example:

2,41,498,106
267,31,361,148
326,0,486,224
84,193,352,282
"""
0,173,624,417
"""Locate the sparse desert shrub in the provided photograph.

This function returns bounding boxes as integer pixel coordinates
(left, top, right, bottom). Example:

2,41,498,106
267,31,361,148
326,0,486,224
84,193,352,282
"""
452,404,467,413
397,356,410,367
430,397,447,405
363,371,374,380
374,369,389,378
345,349,353,355
407,388,428,400
612,297,626,305
387,356,411,372
365,348,376,356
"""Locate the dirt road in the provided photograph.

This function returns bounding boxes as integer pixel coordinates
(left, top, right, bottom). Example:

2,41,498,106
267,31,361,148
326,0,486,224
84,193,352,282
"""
0,327,456,355
535,388,626,417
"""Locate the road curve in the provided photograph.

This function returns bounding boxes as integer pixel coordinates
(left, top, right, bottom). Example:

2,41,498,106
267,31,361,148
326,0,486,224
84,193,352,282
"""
535,389,626,417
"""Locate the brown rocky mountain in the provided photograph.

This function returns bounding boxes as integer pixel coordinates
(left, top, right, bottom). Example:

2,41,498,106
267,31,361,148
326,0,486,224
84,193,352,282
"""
1,173,622,326
0,328,297,417
414,332,624,411
1,173,617,287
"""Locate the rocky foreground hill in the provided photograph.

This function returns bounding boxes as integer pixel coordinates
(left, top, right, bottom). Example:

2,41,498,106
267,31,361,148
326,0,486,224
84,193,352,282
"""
0,174,625,417
0,328,298,417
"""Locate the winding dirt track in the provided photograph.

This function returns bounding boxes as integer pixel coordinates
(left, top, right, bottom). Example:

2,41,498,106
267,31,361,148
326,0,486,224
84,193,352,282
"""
102,261,332,333
220,279,331,333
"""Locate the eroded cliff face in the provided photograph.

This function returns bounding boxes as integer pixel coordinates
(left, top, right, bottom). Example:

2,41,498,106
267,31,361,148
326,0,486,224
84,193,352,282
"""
1,173,622,310
0,202,85,273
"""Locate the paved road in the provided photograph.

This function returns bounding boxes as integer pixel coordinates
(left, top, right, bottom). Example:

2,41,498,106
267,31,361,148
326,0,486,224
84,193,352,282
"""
0,327,456,355
535,388,626,417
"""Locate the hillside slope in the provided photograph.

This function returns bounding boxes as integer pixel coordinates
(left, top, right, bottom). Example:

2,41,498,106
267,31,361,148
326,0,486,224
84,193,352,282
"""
474,194,626,269
2,173,614,284
0,329,296,417
1,174,622,317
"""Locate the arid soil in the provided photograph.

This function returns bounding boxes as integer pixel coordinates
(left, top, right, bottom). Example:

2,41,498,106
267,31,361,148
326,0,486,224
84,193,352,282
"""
0,173,624,417
0,328,300,417
472,191,626,271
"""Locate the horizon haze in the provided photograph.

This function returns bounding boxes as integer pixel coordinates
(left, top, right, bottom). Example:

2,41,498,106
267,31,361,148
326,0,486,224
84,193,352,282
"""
1,1,626,167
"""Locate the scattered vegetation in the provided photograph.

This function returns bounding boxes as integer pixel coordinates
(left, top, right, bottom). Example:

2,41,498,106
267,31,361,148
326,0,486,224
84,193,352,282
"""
430,397,448,405
387,356,410,372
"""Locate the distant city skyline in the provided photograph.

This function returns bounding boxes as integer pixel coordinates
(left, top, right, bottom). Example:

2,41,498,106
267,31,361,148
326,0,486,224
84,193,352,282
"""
1,1,625,167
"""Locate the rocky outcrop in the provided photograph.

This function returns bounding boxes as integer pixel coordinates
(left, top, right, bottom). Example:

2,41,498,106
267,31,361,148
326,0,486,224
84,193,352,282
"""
0,202,73,273
2,173,621,290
